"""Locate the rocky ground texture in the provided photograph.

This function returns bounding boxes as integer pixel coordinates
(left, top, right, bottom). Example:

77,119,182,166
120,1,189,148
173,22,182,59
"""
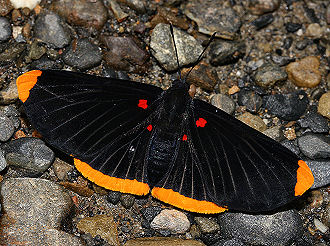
0,0,329,245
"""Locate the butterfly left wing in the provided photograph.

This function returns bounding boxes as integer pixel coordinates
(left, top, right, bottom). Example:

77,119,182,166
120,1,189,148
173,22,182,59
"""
17,70,164,195
152,99,314,213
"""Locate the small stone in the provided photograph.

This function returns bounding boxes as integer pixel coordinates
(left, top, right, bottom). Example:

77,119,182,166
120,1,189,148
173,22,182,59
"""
314,218,328,234
285,22,302,33
120,0,146,13
305,23,324,39
309,190,324,209
284,127,296,141
218,210,303,246
51,0,108,30
271,55,294,66
60,180,94,197
212,238,245,246
106,190,121,205
0,42,26,65
297,111,329,133
247,0,280,15
210,40,246,66
195,217,220,234
10,0,41,9
30,56,64,70
151,209,190,234
307,160,330,189
141,206,163,222
318,92,330,119
252,14,274,30
2,137,54,176
282,37,293,50
150,7,189,30
102,35,150,73
77,214,119,245
0,17,11,42
297,133,330,159
286,56,321,88
264,90,309,121
281,139,300,156
296,38,311,50
150,23,202,71
237,112,267,132
237,89,262,113
255,63,287,88
52,158,73,181
62,39,102,70
109,0,128,22
28,40,47,60
0,148,6,171
0,79,19,104
184,2,241,40
0,0,13,16
0,112,15,141
262,126,283,141
120,193,135,209
327,4,330,25
124,237,206,246
211,94,236,115
34,13,71,48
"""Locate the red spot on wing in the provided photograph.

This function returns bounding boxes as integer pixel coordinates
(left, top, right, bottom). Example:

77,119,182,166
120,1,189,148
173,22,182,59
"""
147,124,152,131
138,99,148,109
182,134,187,141
196,118,207,127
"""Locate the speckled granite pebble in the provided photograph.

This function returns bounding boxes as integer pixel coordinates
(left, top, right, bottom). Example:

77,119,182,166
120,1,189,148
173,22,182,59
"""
151,209,190,234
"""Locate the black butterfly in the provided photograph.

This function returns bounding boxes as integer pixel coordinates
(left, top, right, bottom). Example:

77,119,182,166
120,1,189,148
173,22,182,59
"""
16,28,313,214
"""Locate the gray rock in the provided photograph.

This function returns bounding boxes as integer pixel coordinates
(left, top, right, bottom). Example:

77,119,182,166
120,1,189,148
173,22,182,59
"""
195,217,220,234
0,112,15,142
30,56,64,70
211,94,236,115
218,210,303,246
185,2,241,40
298,111,329,133
150,23,203,71
0,17,11,42
0,42,26,65
62,38,102,70
2,137,54,176
1,105,20,129
120,193,135,209
211,238,245,246
151,209,190,234
210,40,246,66
106,190,121,205
255,63,287,88
34,13,71,48
0,148,7,171
237,89,262,113
297,134,330,159
262,125,283,141
306,160,330,189
281,139,300,156
0,178,83,245
271,55,295,66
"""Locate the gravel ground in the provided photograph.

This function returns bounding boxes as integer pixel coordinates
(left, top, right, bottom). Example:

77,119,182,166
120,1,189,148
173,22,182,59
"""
0,0,329,246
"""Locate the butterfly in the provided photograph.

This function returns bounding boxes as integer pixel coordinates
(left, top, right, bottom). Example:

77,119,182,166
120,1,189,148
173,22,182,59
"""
16,27,314,214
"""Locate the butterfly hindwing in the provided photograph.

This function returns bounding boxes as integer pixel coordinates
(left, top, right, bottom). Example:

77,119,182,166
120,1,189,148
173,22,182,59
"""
17,70,164,195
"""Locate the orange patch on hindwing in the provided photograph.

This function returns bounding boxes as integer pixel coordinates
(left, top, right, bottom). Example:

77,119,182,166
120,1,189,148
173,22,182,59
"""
16,70,42,103
294,160,314,196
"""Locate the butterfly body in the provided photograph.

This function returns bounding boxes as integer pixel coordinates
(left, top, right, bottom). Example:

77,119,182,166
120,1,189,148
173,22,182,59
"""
16,69,314,214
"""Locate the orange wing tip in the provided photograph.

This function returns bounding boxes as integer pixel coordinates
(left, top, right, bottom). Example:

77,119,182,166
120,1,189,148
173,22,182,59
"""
295,160,314,196
151,187,227,214
74,158,150,196
16,70,42,103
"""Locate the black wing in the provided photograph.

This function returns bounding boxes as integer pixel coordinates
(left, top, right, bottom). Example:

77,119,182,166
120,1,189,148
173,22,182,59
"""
152,99,314,213
17,70,164,195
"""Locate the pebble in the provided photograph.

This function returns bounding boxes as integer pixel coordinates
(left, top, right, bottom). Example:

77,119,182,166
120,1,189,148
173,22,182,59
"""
0,0,13,16
237,88,262,113
150,209,190,234
327,4,330,24
297,111,329,133
150,7,189,30
51,0,108,30
297,133,330,159
10,0,40,9
2,137,54,176
195,217,220,234
182,63,218,91
209,40,246,66
52,158,74,181
285,22,302,33
271,55,294,66
0,42,26,65
296,38,311,50
184,2,241,39
211,238,245,246
0,178,83,245
27,40,47,61
120,193,135,209
0,17,11,42
106,190,121,205
314,218,329,234
281,139,300,156
218,210,303,246
237,112,267,132
124,237,206,246
150,23,203,71
247,0,280,15
34,12,71,48
211,94,236,115
305,23,324,38
62,39,102,70
30,56,63,70
60,180,94,197
318,92,330,119
102,35,150,73
77,214,119,245
262,125,283,141
141,206,163,222
0,148,6,171
306,160,330,189
254,63,287,88
264,90,309,121
109,0,128,22
286,56,321,88
282,37,293,49
252,14,274,30
0,112,15,141
0,79,19,104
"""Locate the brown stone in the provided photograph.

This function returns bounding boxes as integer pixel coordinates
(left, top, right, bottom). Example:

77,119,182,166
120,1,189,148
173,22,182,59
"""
124,237,206,246
318,92,330,119
237,112,267,132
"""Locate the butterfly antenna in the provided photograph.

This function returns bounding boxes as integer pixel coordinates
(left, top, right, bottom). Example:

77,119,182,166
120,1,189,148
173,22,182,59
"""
184,32,217,80
169,23,182,81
